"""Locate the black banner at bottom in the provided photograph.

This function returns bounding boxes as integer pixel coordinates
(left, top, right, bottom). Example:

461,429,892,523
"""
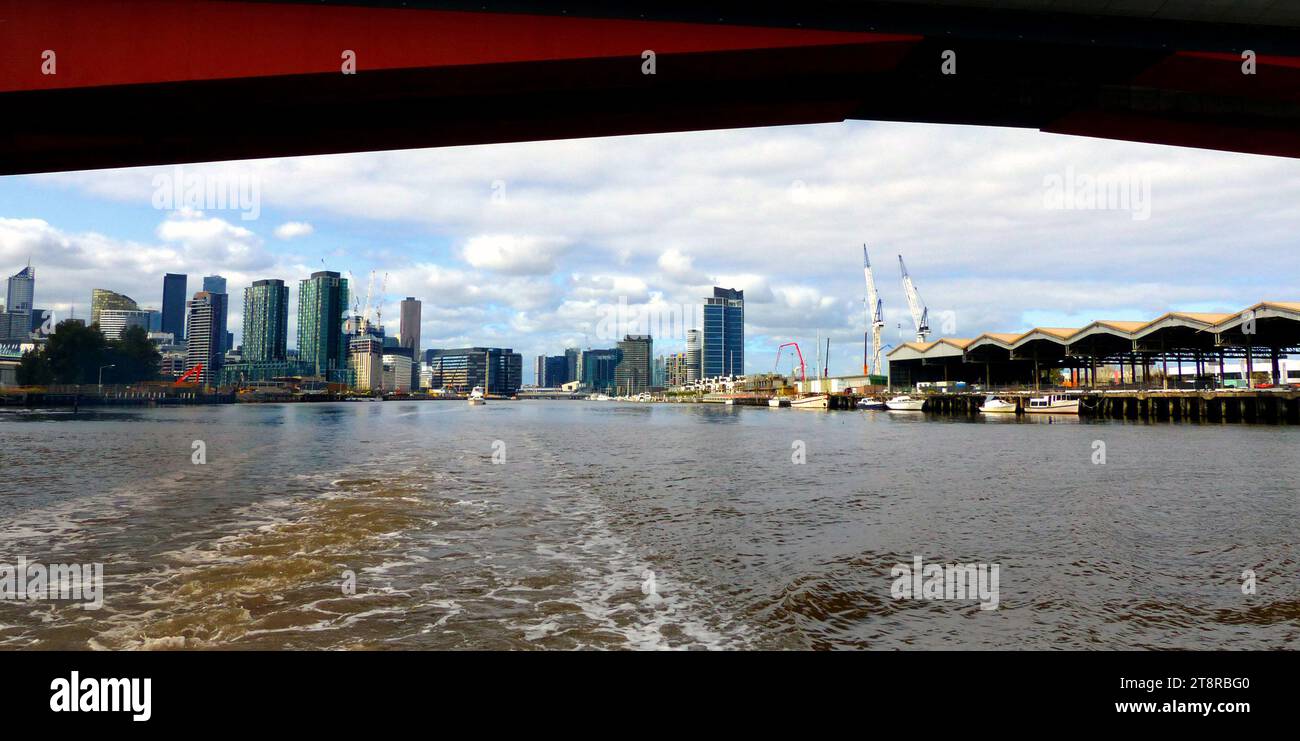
2,650,1284,729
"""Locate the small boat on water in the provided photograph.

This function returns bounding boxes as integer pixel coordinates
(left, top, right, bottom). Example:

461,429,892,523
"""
790,394,829,410
856,398,886,410
468,386,486,405
768,398,790,408
979,397,1017,414
885,395,925,411
1025,394,1079,414
589,393,611,401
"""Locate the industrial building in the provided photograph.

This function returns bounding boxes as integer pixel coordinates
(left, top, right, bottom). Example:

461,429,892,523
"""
887,302,1300,391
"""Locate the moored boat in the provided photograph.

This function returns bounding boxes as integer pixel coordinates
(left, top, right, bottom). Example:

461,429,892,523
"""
1024,394,1078,414
856,398,886,410
885,395,925,411
979,397,1017,414
790,394,829,410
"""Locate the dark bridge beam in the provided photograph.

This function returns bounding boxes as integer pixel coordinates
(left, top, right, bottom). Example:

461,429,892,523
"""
2,0,1299,176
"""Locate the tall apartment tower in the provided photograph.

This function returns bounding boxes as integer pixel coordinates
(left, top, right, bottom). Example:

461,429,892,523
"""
564,347,579,384
185,291,227,387
685,329,702,382
614,334,653,395
703,287,744,378
162,273,187,342
243,279,289,362
202,275,229,353
399,297,422,354
298,271,350,382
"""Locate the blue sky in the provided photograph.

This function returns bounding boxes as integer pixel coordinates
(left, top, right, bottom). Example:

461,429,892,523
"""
3,120,1299,381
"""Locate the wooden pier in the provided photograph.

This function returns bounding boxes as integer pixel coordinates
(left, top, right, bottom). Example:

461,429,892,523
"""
921,390,1300,423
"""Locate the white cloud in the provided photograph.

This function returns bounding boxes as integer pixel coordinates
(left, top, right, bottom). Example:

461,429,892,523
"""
459,234,568,275
274,221,314,239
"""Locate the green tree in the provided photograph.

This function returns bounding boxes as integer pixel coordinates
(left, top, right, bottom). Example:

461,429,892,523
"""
45,320,108,384
16,347,53,386
106,325,162,384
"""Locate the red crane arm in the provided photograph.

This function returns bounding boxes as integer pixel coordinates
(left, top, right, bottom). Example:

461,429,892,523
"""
774,342,807,383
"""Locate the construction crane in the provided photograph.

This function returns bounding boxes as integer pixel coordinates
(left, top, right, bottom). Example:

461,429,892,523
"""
774,342,807,383
373,272,389,334
863,245,884,376
359,270,376,335
175,363,203,386
898,254,930,343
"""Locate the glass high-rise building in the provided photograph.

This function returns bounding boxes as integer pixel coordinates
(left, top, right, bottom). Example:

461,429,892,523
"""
685,329,702,382
243,279,289,362
578,347,621,393
90,288,139,327
185,291,226,387
564,347,579,384
425,347,522,395
1,265,35,341
6,265,34,314
702,287,744,378
297,271,350,382
399,297,421,354
535,354,567,387
614,334,653,395
162,273,187,342
202,276,229,353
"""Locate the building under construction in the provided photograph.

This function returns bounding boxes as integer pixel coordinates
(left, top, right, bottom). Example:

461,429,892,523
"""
887,302,1300,391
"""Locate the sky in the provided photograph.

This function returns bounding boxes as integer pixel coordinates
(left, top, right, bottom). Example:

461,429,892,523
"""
2,119,1299,382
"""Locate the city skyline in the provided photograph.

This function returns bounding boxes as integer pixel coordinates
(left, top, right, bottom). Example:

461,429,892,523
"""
4,121,1300,378
4,260,752,386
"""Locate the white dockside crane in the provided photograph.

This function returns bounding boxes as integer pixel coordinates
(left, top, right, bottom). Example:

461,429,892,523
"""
863,245,884,376
898,254,930,343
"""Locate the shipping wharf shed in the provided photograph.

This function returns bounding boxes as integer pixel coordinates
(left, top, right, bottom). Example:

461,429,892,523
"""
887,302,1300,390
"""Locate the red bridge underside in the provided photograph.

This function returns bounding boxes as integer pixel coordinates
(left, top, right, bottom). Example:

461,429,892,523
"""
1,0,1298,174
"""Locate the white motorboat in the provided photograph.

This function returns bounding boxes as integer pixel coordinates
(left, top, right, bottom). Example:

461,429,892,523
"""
885,395,926,411
856,398,886,410
768,398,790,408
978,397,1017,414
468,386,486,405
790,394,829,410
1024,394,1079,414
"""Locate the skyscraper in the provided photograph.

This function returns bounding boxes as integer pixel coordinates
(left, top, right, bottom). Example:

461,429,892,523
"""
399,297,421,354
6,265,34,314
1,265,34,341
702,287,744,378
243,279,289,362
686,329,702,382
614,335,653,395
90,288,138,327
203,275,229,353
185,291,226,387
297,271,349,382
162,273,187,342
564,347,579,384
578,348,622,393
535,354,567,386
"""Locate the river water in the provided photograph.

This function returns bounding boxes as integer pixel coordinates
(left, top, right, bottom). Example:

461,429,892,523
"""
1,400,1297,649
